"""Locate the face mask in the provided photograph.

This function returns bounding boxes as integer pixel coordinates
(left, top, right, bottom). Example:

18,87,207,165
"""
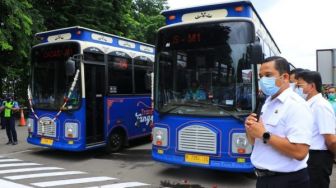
259,76,281,96
296,87,308,100
289,83,296,91
328,93,336,101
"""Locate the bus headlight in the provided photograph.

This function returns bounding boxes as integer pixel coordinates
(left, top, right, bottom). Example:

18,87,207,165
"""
232,133,252,154
152,127,168,147
27,118,34,133
65,122,79,138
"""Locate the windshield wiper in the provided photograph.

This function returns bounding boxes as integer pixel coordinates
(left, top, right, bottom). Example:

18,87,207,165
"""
191,101,247,123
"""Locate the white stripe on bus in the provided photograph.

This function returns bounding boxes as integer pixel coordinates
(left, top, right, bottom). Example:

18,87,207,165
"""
86,182,150,188
0,179,33,188
5,171,86,180
0,163,41,168
31,176,116,187
0,167,64,174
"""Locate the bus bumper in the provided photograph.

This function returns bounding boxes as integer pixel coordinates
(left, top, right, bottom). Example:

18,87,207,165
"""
152,151,254,173
27,137,85,151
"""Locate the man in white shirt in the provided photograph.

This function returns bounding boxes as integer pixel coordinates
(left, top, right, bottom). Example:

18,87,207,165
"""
296,70,336,188
245,56,313,188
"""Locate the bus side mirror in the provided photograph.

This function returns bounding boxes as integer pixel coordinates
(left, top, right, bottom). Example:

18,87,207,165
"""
248,42,263,64
66,58,76,76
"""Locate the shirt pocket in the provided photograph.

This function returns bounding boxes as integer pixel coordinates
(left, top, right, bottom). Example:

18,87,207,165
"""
264,114,281,128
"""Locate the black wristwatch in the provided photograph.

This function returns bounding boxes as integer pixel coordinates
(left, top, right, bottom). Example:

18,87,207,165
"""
262,132,271,144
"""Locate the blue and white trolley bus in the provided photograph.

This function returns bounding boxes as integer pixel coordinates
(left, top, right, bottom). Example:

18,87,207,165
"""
27,26,155,152
152,0,280,172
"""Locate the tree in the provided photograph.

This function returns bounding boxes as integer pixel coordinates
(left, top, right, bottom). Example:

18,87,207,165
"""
0,0,43,104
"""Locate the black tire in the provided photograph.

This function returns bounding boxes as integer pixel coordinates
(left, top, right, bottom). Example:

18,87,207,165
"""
105,131,124,153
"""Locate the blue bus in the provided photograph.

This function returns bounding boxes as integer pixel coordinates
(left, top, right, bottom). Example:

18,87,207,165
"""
27,26,155,152
152,0,280,172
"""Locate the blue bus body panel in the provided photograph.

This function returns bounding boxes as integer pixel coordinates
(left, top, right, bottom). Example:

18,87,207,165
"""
105,96,152,140
27,100,87,151
162,1,252,25
27,96,152,151
152,111,254,172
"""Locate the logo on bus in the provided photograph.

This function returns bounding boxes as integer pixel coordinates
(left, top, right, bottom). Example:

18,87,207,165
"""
135,102,153,127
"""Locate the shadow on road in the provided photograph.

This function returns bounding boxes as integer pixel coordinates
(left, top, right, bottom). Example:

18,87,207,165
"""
29,136,152,162
157,166,256,187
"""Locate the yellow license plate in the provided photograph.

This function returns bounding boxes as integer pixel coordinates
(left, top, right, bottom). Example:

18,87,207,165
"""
185,154,209,165
41,138,53,146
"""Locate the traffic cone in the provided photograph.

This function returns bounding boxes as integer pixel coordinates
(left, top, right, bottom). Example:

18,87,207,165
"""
19,109,26,126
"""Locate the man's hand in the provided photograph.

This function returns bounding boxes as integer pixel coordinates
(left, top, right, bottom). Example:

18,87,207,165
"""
245,113,266,139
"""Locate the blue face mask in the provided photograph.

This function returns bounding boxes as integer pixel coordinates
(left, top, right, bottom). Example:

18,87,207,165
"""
289,83,296,91
259,76,281,96
295,87,308,100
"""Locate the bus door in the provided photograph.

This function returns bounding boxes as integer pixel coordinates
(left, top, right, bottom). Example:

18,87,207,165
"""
84,63,105,144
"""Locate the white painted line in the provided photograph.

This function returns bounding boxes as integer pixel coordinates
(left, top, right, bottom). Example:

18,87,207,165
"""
0,167,64,174
0,163,41,168
0,178,33,188
31,176,116,187
0,159,22,163
5,171,87,180
87,182,150,188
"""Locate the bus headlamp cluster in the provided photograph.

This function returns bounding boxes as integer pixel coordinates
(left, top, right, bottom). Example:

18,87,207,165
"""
152,127,168,147
231,133,252,154
65,122,79,138
27,118,34,133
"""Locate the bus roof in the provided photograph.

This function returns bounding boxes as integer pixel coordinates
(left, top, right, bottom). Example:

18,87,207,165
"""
162,0,251,15
35,26,154,47
161,0,280,53
35,26,155,55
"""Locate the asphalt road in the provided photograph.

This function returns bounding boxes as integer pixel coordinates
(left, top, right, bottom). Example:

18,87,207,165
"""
0,125,335,188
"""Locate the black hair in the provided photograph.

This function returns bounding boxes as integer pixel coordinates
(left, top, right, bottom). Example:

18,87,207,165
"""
296,71,322,93
261,56,290,75
289,68,305,76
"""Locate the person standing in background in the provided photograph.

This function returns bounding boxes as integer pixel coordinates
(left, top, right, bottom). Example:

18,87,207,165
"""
0,95,20,145
296,71,336,188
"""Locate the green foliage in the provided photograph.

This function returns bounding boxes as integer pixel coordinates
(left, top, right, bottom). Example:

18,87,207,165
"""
0,0,168,105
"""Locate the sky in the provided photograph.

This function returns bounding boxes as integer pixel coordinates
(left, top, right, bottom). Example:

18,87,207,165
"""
167,0,336,70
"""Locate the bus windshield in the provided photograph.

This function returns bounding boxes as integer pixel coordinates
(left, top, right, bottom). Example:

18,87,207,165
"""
31,42,80,110
155,21,255,116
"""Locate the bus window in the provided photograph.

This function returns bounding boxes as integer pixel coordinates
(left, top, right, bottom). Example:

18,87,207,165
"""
108,56,132,94
134,60,153,94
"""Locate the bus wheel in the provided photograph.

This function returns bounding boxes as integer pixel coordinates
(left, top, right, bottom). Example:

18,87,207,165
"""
106,131,124,153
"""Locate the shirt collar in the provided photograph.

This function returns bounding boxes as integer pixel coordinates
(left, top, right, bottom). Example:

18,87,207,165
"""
307,93,322,106
266,87,292,104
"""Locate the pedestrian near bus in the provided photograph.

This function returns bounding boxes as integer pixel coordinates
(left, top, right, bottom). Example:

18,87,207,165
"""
245,56,313,188
296,71,336,188
0,95,20,145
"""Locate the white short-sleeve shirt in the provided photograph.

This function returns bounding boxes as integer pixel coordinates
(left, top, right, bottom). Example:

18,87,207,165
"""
307,93,336,150
251,88,313,172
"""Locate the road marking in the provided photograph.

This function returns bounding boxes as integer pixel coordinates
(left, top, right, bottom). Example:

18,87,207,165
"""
0,163,41,168
87,182,150,188
31,176,116,187
0,159,22,163
5,171,87,180
0,167,64,174
0,178,33,188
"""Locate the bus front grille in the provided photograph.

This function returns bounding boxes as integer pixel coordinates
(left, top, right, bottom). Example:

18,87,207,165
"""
178,125,217,154
37,118,56,138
